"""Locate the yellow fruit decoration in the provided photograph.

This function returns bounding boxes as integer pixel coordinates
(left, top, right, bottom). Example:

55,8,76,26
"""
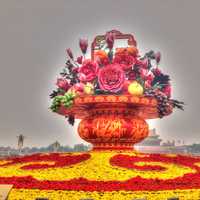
84,83,94,94
128,81,144,96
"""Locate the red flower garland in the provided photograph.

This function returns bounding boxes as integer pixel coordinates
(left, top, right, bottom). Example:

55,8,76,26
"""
110,154,166,171
1,153,90,170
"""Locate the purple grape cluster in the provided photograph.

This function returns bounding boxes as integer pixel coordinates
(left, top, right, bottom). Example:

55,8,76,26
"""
144,89,171,118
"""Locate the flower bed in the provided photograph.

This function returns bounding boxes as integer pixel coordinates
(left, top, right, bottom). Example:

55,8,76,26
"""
0,151,200,199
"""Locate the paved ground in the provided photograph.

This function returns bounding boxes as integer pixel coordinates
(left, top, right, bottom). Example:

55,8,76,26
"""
0,185,13,200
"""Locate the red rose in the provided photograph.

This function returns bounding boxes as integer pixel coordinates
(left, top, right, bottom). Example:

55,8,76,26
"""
146,73,154,82
139,68,148,79
98,64,125,92
113,53,136,70
56,78,70,91
127,71,136,81
144,80,152,88
152,67,162,76
135,58,148,69
78,59,98,82
144,73,154,88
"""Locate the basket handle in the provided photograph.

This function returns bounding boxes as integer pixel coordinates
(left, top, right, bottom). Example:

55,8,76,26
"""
91,30,137,60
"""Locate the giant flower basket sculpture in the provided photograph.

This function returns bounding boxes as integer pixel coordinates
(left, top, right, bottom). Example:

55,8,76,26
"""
1,30,197,200
50,30,183,150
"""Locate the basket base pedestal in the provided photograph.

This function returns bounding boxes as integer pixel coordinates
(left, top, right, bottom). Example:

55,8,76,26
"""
78,114,149,150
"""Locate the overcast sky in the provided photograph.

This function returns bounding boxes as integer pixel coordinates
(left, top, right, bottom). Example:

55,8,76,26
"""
0,0,200,147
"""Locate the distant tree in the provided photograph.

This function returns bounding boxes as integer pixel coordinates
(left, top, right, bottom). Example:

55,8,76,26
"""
30,147,39,153
39,147,47,153
187,144,200,153
61,145,73,152
73,144,89,152
46,144,54,152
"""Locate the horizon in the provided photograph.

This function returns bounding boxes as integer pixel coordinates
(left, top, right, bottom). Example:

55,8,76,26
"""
0,129,195,148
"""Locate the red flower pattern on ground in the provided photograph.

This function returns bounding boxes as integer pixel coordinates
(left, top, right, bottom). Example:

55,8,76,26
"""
1,153,90,170
0,153,200,192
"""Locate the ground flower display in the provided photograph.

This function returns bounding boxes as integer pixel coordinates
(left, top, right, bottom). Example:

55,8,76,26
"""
0,151,200,199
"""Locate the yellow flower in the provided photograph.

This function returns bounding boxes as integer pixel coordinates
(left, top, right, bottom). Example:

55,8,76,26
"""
8,189,200,200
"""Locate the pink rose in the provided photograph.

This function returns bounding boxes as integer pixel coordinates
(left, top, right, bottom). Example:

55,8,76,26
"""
78,59,98,82
56,78,70,91
98,64,125,92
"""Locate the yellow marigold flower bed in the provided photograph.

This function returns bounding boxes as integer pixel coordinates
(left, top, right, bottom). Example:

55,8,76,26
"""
0,150,199,199
7,189,200,200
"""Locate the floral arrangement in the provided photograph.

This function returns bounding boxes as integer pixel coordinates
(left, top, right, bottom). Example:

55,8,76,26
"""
1,151,200,199
50,30,184,125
